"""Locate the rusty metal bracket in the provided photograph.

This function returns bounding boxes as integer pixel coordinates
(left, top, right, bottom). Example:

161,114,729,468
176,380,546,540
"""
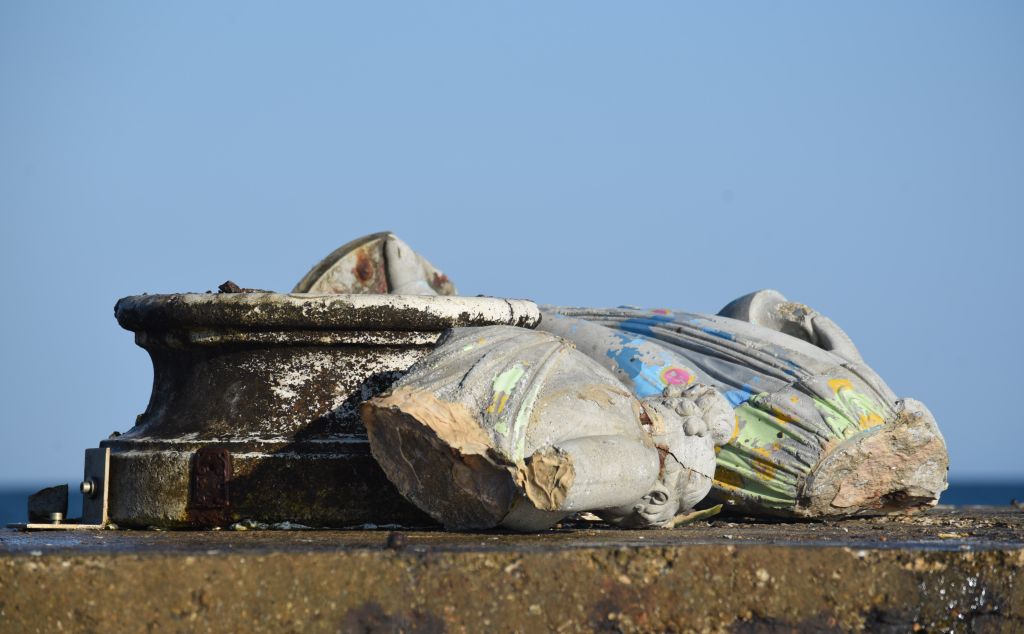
187,447,233,526
80,447,111,526
8,448,111,531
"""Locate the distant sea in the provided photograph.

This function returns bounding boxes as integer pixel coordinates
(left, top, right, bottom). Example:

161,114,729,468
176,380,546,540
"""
0,482,1020,526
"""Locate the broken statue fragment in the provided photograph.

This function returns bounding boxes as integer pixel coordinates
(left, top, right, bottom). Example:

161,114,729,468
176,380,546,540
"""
301,232,949,522
361,326,733,530
540,305,948,518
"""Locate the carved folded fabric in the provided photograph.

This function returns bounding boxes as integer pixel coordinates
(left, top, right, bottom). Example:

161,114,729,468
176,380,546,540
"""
360,326,727,531
541,307,948,518
294,232,456,296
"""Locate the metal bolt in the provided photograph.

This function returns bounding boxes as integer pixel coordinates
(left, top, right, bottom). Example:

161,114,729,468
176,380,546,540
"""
80,479,96,497
386,531,408,550
48,512,64,524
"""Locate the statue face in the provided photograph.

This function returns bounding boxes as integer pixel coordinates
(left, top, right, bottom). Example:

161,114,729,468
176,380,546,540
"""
598,454,699,528
633,481,682,526
596,392,722,528
598,480,680,528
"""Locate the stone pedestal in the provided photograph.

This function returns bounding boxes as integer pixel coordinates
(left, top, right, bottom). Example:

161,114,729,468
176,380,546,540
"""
106,292,540,528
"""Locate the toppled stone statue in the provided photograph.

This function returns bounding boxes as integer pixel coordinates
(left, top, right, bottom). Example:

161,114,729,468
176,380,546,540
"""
299,232,949,527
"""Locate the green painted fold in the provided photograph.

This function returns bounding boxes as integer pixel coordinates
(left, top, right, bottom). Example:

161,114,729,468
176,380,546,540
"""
711,384,892,514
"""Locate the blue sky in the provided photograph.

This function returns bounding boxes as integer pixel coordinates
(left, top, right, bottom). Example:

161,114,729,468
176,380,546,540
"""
1,2,1022,483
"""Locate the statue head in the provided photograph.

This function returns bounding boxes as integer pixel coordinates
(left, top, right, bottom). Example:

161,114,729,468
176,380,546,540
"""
598,384,733,528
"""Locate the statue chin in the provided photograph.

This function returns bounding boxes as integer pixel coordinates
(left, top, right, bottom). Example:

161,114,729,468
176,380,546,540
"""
598,498,681,529
600,471,716,528
597,473,700,529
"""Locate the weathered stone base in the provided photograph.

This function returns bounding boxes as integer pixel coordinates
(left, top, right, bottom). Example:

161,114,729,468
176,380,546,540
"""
1,507,1021,632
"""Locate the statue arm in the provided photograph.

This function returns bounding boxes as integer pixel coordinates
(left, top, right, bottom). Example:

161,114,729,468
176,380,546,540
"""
519,436,660,514
718,289,864,362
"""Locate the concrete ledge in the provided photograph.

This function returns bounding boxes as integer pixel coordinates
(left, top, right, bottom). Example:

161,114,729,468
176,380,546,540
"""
1,507,1021,632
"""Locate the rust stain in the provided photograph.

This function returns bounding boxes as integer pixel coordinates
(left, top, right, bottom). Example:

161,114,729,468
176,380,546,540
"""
187,446,233,527
430,271,455,295
353,248,376,284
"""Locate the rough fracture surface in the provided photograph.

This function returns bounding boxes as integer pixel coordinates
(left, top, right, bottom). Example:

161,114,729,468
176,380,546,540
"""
1,507,1021,632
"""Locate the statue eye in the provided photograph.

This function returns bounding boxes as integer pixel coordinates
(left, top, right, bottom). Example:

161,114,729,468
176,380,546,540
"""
649,490,669,505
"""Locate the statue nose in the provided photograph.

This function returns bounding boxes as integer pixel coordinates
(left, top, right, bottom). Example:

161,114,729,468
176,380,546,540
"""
683,417,708,437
